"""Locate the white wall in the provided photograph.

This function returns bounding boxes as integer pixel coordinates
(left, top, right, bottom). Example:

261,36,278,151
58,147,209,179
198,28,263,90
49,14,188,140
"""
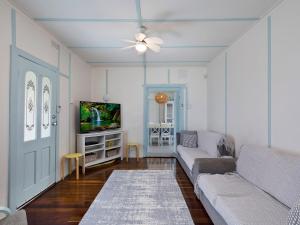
207,53,225,133
90,66,207,157
0,0,92,207
207,0,300,153
0,0,12,208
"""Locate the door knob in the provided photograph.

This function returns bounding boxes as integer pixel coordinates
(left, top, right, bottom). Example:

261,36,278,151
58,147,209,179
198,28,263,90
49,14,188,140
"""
52,122,57,126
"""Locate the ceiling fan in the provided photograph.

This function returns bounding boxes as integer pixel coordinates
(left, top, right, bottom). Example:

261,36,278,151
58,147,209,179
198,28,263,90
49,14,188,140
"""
123,26,163,54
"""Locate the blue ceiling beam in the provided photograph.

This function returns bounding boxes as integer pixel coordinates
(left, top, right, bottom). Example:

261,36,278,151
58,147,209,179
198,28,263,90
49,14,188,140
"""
87,60,210,64
163,45,228,48
69,45,228,49
34,17,259,23
135,0,143,27
143,17,259,22
34,18,137,22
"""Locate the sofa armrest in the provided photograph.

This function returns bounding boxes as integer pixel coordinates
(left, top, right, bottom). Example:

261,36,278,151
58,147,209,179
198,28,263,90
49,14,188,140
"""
192,158,236,181
0,210,27,225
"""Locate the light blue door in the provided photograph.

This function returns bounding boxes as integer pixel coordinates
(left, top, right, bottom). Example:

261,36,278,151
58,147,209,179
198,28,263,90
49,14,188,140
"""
14,54,57,207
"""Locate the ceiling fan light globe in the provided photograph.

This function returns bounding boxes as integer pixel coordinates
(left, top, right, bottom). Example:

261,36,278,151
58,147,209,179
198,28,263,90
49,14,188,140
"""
135,43,147,53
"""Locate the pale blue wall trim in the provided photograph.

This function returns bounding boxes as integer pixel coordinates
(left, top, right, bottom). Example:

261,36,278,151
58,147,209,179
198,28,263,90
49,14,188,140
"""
11,9,16,46
56,45,61,182
224,52,228,135
13,48,58,72
70,46,123,49
145,84,186,88
163,45,228,48
105,69,109,95
143,87,147,156
57,46,61,74
267,16,272,147
35,18,137,23
143,18,259,23
59,73,69,79
168,69,171,84
87,60,210,64
143,65,147,84
143,54,146,65
135,0,142,27
69,45,228,49
9,46,18,211
88,61,143,64
68,53,72,152
34,17,259,23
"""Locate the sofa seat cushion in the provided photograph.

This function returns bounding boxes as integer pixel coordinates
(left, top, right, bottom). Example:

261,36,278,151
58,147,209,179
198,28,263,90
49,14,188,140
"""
198,173,289,225
177,145,211,171
197,173,254,206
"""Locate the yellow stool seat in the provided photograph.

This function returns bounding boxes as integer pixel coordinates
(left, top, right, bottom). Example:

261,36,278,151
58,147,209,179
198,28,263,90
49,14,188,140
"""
63,153,83,159
61,153,85,180
125,143,140,162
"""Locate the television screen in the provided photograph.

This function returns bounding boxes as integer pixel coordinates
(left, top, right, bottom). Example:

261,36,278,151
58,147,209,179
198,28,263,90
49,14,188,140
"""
80,101,121,133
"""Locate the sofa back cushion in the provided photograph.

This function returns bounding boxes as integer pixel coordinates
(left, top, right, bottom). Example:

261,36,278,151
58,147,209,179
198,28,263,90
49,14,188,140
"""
197,131,223,157
237,145,300,208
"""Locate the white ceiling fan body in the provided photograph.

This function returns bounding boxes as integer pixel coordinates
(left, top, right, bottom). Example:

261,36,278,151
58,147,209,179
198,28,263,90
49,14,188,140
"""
123,27,164,54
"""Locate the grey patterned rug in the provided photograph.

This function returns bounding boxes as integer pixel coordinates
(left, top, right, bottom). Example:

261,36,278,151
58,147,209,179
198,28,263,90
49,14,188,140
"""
79,170,194,225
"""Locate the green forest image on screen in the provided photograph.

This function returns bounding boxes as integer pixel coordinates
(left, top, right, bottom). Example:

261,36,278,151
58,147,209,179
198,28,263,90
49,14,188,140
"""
80,102,121,132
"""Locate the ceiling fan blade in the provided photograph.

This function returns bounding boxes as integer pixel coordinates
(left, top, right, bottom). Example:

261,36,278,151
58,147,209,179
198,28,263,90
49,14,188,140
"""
146,43,160,53
121,45,135,50
145,37,163,45
122,39,136,44
135,33,146,42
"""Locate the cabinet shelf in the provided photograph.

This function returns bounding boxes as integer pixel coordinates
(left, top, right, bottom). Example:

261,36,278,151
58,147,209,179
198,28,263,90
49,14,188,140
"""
85,148,104,154
105,137,121,142
85,143,104,148
77,130,123,168
106,145,121,151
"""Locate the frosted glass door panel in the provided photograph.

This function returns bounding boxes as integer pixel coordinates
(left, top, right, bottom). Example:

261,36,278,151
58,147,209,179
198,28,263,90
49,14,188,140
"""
41,77,51,138
24,71,37,142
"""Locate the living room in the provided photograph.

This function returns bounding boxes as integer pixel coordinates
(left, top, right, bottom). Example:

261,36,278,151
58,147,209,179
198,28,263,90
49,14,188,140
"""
0,0,299,225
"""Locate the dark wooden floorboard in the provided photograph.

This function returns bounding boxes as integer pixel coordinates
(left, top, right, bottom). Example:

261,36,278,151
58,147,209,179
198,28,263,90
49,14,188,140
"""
24,158,213,225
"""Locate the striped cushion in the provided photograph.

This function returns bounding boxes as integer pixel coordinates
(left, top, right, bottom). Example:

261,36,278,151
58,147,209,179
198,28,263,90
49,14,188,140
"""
288,197,300,225
182,133,197,148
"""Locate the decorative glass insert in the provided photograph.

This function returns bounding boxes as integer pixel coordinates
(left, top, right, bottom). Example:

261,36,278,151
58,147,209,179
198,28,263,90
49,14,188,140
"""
41,77,51,138
24,71,37,142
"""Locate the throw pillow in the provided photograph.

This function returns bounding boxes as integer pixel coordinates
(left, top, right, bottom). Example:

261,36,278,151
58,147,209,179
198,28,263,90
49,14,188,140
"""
180,130,197,146
288,197,300,225
182,133,197,148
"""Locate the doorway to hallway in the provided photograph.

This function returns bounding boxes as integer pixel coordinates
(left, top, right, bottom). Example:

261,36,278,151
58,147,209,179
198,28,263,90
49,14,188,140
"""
144,85,186,157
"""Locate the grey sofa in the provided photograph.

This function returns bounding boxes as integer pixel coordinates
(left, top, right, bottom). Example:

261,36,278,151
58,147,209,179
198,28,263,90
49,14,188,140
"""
0,207,27,225
194,145,300,225
177,130,235,183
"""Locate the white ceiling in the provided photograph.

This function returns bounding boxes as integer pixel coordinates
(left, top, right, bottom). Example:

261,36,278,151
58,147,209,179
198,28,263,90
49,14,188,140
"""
10,0,281,66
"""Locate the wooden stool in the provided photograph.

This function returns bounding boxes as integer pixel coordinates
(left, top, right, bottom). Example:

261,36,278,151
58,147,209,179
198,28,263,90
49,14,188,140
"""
61,153,85,180
125,143,140,162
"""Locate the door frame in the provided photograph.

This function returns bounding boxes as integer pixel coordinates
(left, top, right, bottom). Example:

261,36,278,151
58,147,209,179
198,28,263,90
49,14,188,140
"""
143,84,187,157
9,46,60,210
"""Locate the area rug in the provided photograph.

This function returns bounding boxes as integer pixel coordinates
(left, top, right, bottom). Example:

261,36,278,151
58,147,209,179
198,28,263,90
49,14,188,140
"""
79,170,194,225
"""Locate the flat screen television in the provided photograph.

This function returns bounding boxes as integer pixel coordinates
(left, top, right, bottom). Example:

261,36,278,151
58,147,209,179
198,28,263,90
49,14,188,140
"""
80,101,121,133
